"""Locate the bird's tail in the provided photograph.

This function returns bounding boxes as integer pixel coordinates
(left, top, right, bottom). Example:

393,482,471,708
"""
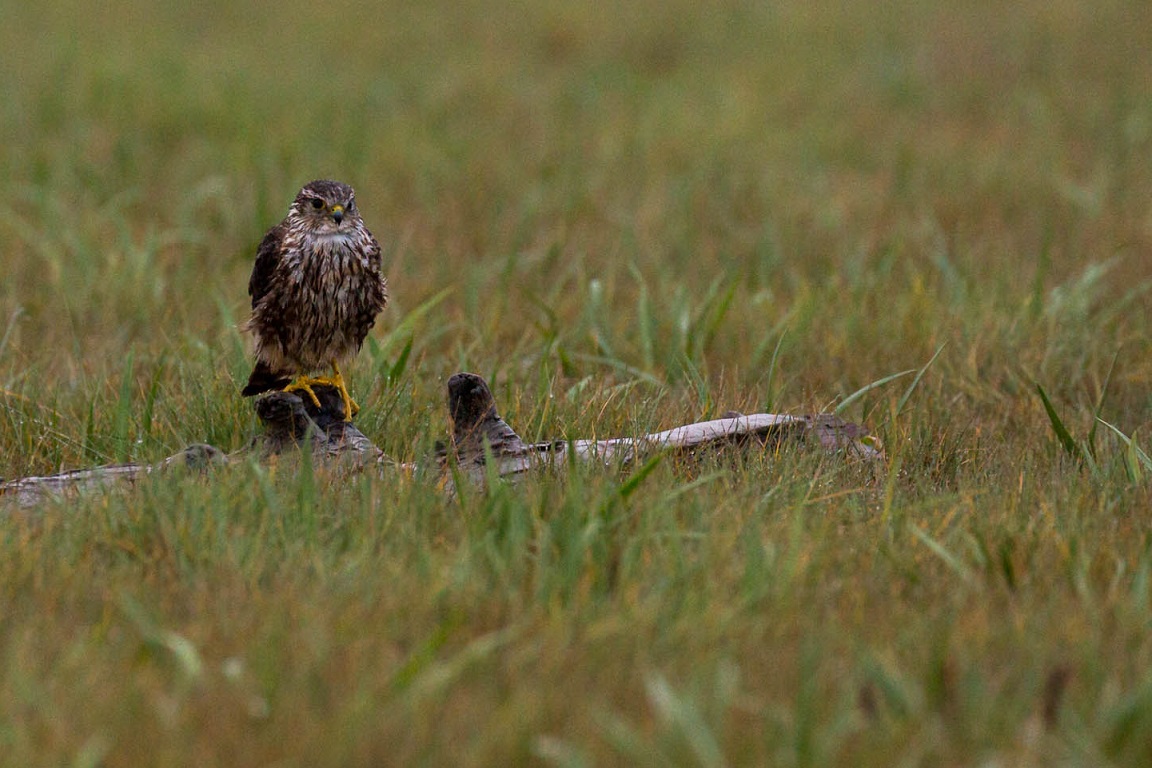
242,361,292,397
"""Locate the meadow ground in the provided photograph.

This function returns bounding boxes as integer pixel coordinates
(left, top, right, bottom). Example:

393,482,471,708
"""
2,0,1152,764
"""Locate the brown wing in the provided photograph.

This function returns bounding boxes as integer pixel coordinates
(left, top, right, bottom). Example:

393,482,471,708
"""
352,232,389,350
242,223,293,397
248,223,287,309
365,231,384,280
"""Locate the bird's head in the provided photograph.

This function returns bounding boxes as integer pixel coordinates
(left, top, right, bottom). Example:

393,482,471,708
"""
291,179,360,235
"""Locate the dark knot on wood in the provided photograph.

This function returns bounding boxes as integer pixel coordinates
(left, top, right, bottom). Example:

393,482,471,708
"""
251,385,376,460
447,373,498,438
445,373,532,467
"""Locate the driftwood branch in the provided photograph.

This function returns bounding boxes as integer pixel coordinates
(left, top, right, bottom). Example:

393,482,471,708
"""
0,444,228,510
441,373,880,484
1,372,881,508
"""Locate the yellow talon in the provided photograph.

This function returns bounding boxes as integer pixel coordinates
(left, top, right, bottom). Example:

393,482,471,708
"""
330,361,359,421
280,365,358,421
283,376,323,409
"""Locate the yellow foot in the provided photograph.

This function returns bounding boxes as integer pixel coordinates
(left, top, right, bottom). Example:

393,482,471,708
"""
342,392,360,420
283,372,359,420
282,376,323,409
328,362,359,421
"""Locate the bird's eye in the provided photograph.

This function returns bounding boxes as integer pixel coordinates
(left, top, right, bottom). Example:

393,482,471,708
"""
310,198,324,210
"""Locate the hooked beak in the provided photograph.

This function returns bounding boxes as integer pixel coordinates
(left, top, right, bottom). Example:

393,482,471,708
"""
331,205,345,224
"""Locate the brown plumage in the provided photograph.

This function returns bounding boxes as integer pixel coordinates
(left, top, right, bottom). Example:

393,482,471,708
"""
241,180,388,420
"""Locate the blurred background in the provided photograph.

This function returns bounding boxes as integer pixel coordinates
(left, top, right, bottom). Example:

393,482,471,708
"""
0,0,1149,460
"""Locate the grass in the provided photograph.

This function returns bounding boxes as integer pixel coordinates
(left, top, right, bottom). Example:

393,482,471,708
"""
1,0,1152,764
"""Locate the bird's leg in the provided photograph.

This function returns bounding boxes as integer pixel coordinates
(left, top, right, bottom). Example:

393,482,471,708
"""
299,361,358,420
282,376,323,409
329,360,359,420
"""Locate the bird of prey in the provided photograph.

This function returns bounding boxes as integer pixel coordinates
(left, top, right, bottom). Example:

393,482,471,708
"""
241,180,388,421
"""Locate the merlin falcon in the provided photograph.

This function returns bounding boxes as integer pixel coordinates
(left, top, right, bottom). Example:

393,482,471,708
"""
241,180,388,420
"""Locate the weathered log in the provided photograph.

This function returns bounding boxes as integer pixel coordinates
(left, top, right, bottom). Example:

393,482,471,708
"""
1,372,881,508
0,444,227,510
440,373,881,484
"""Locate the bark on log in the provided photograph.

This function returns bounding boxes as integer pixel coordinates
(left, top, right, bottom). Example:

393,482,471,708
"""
1,372,881,508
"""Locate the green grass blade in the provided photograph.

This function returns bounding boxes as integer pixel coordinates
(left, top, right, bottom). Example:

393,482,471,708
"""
695,279,737,357
834,369,915,416
0,307,22,363
1086,350,1119,456
909,525,975,586
112,348,135,462
1097,419,1152,475
644,673,726,768
618,453,664,500
895,342,947,417
533,736,592,768
1035,383,1082,460
628,262,656,371
376,287,452,357
762,328,788,413
569,352,666,388
678,352,712,414
388,336,414,384
141,353,167,441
